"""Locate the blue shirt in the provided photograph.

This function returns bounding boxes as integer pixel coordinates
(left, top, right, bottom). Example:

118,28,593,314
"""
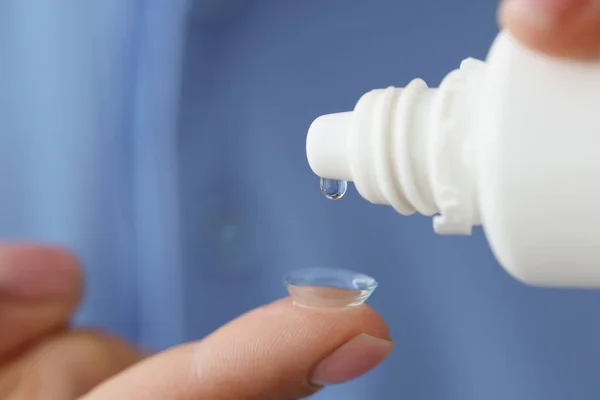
3,1,600,399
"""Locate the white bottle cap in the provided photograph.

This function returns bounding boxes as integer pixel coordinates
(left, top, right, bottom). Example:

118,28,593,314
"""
306,59,487,235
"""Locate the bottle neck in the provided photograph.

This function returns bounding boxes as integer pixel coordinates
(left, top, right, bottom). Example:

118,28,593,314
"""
306,58,487,235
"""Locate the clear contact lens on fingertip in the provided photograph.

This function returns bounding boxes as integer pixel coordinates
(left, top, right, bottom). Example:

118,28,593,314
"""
283,267,378,309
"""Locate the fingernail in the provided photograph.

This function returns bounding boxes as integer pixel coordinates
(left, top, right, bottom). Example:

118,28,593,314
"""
0,245,77,299
310,334,393,386
502,0,590,27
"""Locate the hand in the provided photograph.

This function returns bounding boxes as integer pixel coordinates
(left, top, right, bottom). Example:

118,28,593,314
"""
0,245,392,399
499,0,600,59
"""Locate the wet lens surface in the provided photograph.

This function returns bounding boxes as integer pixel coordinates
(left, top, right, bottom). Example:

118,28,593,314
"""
283,267,378,309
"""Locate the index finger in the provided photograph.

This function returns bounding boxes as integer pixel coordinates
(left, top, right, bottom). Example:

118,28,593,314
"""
82,298,392,400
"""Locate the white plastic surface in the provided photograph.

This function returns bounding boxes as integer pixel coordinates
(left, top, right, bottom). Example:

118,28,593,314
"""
478,32,600,287
306,63,485,232
306,112,353,182
306,30,600,287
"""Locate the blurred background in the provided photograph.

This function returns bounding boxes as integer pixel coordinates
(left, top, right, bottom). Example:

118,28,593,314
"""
2,0,600,399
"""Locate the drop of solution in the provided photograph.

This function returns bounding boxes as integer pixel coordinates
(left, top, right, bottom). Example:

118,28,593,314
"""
320,178,347,200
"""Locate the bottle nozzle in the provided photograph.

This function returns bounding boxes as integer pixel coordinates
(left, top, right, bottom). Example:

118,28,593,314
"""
306,112,353,182
306,58,486,234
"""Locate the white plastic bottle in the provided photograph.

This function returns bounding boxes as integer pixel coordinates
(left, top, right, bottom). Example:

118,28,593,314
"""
305,30,600,288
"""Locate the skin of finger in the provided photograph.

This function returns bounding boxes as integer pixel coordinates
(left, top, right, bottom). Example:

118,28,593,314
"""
0,244,82,302
0,302,75,361
499,0,600,59
0,330,143,400
82,298,390,400
0,247,82,362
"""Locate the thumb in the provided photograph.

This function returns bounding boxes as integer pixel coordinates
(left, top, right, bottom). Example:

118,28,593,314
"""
499,0,600,59
82,297,392,400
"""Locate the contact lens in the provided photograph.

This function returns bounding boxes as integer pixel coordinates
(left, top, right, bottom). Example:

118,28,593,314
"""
283,267,378,309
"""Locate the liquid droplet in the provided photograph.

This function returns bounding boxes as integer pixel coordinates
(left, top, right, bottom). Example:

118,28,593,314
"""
320,178,347,200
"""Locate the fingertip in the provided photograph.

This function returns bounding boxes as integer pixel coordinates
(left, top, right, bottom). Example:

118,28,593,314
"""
257,296,390,340
0,243,82,301
309,333,394,386
196,297,392,396
0,243,81,278
499,0,600,59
